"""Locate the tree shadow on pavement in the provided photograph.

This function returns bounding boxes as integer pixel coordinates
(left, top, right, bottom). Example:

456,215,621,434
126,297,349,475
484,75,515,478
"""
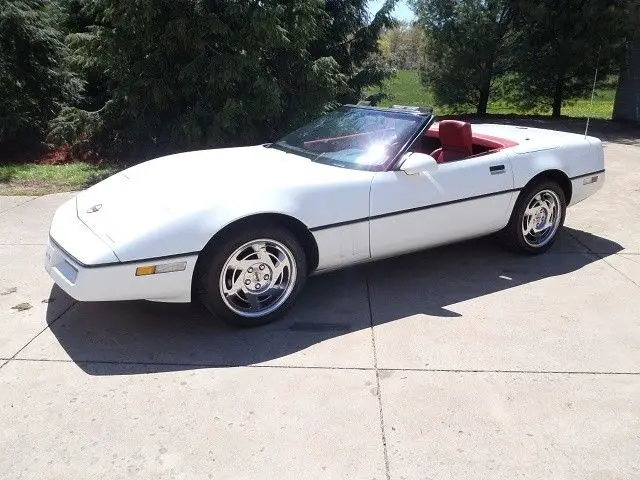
45,227,622,375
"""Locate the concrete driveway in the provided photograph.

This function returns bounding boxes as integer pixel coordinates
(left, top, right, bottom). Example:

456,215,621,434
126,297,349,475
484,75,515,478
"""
1,142,639,479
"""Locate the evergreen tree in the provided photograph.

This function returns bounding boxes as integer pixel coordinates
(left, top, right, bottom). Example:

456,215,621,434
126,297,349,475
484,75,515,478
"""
50,0,397,157
410,0,515,114
510,0,628,117
314,0,398,104
56,0,109,112
0,0,80,150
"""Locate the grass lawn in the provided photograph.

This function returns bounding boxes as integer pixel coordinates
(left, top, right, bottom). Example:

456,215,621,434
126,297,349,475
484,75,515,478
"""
0,163,119,196
371,70,615,119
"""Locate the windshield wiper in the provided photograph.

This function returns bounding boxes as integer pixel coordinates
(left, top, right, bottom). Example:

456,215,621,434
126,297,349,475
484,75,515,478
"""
271,142,317,160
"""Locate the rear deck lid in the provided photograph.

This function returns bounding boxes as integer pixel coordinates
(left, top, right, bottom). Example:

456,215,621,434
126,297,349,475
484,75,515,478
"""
471,124,589,154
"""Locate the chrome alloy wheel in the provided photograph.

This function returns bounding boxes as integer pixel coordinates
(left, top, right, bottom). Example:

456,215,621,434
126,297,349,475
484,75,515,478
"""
521,189,562,248
219,239,297,318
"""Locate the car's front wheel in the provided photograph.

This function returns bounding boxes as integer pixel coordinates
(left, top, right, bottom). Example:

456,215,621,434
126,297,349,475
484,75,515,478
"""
502,180,567,254
197,224,307,327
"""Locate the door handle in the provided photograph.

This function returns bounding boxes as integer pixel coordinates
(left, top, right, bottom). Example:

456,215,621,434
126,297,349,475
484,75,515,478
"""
489,165,505,175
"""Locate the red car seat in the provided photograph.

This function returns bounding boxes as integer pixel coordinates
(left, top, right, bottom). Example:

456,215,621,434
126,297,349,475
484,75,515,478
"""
431,120,473,163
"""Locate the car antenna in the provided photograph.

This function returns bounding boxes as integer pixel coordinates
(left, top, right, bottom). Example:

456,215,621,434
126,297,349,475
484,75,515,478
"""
584,46,602,138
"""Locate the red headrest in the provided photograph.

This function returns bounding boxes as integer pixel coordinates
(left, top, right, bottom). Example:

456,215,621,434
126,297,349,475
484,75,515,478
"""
438,120,473,155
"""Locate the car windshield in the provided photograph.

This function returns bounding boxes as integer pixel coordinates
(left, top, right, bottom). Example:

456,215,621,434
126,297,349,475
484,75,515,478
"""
271,106,428,170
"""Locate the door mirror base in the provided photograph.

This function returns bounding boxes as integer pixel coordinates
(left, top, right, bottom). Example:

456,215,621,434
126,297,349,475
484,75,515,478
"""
399,152,438,175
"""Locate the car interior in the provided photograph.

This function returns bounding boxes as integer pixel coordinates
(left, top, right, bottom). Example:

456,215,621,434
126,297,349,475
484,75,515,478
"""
411,120,518,163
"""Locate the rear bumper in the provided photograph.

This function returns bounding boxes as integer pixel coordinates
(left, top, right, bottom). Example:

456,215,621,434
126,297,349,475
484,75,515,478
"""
45,199,197,303
569,170,605,206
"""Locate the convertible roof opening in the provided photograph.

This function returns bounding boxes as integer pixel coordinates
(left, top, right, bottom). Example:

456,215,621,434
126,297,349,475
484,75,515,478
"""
426,121,519,150
409,120,520,162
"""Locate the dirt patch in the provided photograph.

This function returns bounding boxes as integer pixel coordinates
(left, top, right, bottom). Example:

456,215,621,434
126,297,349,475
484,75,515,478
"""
2,142,106,166
38,145,72,165
0,181,79,196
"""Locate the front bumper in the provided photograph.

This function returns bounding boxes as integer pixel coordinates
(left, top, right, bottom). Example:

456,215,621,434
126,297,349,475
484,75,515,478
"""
45,199,197,303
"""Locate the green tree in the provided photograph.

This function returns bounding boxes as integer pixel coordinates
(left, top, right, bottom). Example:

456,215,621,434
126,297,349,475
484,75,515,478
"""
379,22,426,70
0,0,80,150
52,0,341,155
50,0,397,157
56,0,110,112
410,0,515,114
511,0,629,117
313,0,398,105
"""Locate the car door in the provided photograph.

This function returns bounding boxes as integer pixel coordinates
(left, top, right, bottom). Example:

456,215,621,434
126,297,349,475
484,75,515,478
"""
369,150,516,259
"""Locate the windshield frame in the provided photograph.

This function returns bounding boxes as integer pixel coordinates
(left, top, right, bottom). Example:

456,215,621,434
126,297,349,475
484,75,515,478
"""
269,106,434,172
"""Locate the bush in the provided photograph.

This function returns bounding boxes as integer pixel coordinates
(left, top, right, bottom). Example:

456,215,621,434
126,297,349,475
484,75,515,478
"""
0,0,80,150
49,0,397,160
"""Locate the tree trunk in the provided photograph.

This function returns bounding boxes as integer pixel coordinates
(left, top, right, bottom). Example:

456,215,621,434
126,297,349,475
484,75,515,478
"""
552,76,564,118
613,35,640,122
477,73,492,115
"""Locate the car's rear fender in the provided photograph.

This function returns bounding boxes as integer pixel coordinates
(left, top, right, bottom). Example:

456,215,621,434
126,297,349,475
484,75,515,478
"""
510,138,604,209
512,138,601,183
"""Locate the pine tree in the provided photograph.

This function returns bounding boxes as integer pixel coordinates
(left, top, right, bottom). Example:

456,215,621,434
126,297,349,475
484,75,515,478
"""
410,0,515,114
0,0,80,150
49,0,397,158
510,0,628,117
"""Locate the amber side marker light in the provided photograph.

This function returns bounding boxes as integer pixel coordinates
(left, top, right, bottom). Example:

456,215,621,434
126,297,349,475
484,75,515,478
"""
583,175,599,185
135,262,187,276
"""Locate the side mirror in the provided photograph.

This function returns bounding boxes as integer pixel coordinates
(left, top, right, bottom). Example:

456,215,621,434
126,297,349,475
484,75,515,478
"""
399,152,438,175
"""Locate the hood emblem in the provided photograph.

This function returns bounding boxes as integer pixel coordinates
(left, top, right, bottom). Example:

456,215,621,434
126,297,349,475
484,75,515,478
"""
87,204,102,214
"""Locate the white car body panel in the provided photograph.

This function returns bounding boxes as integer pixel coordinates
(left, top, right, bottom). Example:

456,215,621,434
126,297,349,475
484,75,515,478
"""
370,149,516,258
311,222,371,270
46,121,605,304
48,198,119,266
74,146,374,264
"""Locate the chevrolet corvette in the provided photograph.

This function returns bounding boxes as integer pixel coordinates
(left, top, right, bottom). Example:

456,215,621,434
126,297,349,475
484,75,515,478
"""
45,105,605,326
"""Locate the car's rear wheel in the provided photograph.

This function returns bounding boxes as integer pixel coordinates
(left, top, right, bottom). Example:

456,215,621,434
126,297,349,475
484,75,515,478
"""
196,224,307,327
502,180,566,254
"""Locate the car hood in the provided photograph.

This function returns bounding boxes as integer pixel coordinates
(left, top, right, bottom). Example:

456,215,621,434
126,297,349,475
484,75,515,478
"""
76,145,373,259
119,145,349,201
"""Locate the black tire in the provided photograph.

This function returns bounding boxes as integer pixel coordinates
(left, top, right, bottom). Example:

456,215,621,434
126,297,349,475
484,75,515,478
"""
501,179,566,254
196,223,307,327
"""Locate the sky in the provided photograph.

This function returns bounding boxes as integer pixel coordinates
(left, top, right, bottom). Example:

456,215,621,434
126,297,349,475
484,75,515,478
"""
368,1,415,22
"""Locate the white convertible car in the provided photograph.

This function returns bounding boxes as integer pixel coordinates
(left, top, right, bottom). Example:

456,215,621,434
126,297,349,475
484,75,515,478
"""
46,105,604,326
